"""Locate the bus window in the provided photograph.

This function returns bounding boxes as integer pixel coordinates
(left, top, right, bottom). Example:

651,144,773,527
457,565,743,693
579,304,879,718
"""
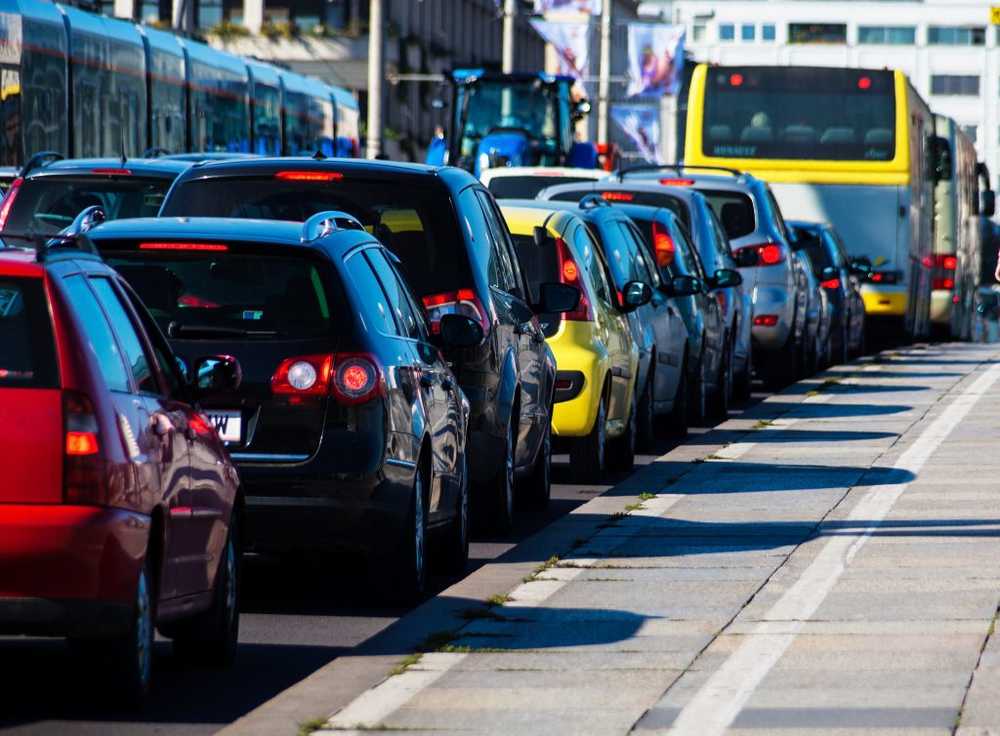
19,13,68,164
145,29,186,154
334,96,360,157
702,67,896,162
185,40,249,153
253,81,281,155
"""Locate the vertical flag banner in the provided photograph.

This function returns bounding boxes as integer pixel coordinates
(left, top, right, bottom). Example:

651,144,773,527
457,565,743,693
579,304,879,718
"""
533,0,601,15
611,104,662,163
529,19,591,80
626,23,685,98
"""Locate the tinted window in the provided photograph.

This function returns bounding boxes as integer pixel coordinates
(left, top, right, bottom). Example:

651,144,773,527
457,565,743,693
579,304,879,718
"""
62,275,130,392
670,225,705,280
119,283,183,396
89,277,158,394
489,176,596,199
7,177,172,235
103,248,339,340
160,176,472,298
0,278,58,388
702,67,895,161
550,188,690,229
511,233,560,306
616,222,654,285
475,191,518,294
367,249,423,340
345,251,398,336
698,190,757,240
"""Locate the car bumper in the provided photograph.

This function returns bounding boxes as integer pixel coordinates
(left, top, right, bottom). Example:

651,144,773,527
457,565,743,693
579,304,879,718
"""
930,290,953,324
751,286,793,349
862,285,908,317
0,505,148,636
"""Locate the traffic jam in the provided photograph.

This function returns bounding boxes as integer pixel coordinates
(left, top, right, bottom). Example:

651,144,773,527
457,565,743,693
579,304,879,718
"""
4,1,1000,730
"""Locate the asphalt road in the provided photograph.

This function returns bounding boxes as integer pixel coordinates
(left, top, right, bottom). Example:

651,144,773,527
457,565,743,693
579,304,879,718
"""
0,400,755,735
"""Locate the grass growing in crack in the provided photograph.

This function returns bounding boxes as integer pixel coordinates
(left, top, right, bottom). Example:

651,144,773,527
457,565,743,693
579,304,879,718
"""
624,502,644,512
598,511,627,529
638,492,656,501
297,717,329,736
703,453,724,461
486,592,512,607
522,555,561,583
418,629,460,652
389,652,422,676
753,419,774,429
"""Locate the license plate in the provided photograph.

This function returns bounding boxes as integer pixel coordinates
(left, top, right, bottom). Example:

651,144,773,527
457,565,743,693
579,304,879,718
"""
204,410,242,443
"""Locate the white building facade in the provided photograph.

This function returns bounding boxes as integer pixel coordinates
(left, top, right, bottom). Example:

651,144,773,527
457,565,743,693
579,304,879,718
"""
640,1,1000,182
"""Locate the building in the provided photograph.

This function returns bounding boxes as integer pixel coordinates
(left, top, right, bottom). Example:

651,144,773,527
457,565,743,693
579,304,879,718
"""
641,0,1000,181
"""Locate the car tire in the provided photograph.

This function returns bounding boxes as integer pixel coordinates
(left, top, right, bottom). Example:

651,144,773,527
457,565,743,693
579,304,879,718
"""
664,354,689,438
707,338,732,421
636,369,656,451
379,464,428,603
688,349,709,427
734,338,752,401
570,394,607,482
489,420,516,533
108,557,155,707
765,335,799,389
170,515,241,667
522,414,552,510
441,450,470,575
607,389,637,472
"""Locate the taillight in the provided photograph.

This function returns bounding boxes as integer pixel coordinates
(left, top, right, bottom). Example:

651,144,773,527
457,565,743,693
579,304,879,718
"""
421,288,489,334
63,390,106,504
658,178,695,186
937,255,958,271
0,176,23,229
867,270,900,285
733,242,785,267
600,191,634,201
820,278,841,290
933,254,956,290
555,237,594,321
753,314,779,327
275,170,343,182
271,353,384,406
933,277,955,290
91,167,132,175
651,221,676,268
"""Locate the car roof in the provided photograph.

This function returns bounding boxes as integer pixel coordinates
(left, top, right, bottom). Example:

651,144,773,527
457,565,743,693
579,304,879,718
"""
497,197,627,223
619,167,761,193
0,246,45,277
786,219,829,231
26,158,191,179
539,179,703,207
173,156,459,182
497,203,574,235
161,152,261,162
480,166,608,184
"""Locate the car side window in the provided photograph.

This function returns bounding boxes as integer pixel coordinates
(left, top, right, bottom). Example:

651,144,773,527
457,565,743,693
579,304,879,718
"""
62,275,131,393
706,207,734,263
475,190,518,295
367,248,425,341
89,277,161,395
573,223,611,305
485,195,529,300
673,225,707,280
119,281,183,397
766,189,791,242
344,251,399,336
619,221,658,287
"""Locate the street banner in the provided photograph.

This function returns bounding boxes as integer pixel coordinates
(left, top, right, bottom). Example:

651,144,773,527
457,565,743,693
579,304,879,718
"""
533,0,601,15
626,23,685,97
610,104,662,163
528,19,590,80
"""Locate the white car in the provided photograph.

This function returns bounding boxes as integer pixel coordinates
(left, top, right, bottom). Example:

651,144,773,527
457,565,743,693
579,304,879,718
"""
480,166,608,199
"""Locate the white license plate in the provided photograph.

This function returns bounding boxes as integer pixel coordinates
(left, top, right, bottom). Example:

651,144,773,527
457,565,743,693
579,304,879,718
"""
204,410,242,443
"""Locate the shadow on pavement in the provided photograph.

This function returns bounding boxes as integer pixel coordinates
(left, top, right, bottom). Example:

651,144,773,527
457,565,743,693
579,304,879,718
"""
685,428,898,445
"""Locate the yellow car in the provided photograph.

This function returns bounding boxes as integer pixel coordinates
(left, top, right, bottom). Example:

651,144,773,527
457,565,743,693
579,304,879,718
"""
500,204,641,481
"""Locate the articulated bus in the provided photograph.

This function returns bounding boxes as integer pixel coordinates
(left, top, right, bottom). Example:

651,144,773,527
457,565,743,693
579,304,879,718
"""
684,64,934,339
0,0,360,167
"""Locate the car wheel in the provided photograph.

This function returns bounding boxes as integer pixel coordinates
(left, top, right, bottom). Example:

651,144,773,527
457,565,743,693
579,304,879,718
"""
765,335,799,389
608,389,637,472
707,338,732,421
522,413,552,510
664,354,689,438
392,466,428,601
734,337,752,401
488,420,516,533
441,450,470,575
570,393,607,482
170,515,241,667
636,370,655,451
109,557,155,706
688,349,709,427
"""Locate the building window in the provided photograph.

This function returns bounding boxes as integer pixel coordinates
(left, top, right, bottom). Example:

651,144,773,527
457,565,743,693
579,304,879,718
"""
719,23,735,42
788,23,847,45
928,26,985,45
762,24,776,41
962,125,978,144
858,26,915,45
741,24,755,41
197,0,223,28
931,75,980,96
692,22,706,43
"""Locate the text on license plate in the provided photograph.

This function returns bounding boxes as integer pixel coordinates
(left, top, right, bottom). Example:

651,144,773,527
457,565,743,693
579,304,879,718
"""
204,411,242,443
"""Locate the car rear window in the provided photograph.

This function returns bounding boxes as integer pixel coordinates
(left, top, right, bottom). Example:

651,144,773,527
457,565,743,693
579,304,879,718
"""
159,176,471,297
101,246,344,340
549,189,690,229
7,177,171,235
789,226,836,274
0,278,58,388
697,190,756,240
628,215,701,279
489,176,596,199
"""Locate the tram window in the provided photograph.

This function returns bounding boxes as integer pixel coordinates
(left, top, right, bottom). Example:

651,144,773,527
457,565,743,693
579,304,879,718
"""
189,60,249,153
253,82,281,156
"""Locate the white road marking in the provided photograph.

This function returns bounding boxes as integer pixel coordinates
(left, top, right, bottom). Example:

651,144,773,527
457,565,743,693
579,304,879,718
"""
660,362,1000,736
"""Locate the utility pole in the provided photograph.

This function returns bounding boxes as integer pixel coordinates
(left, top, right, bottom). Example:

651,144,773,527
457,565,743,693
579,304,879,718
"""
502,0,516,74
597,0,612,145
366,0,383,159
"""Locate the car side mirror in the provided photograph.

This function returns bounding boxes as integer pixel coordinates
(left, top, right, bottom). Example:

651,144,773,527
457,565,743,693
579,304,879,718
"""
710,268,742,289
849,257,872,275
980,190,996,217
668,274,702,297
536,281,580,314
439,313,485,348
193,355,242,394
734,247,760,268
618,280,652,312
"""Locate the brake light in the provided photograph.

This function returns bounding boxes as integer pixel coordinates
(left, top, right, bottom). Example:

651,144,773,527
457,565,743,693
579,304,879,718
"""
933,277,955,290
272,354,334,397
421,288,489,334
820,278,841,290
91,167,131,175
733,242,785,267
270,352,385,405
867,270,899,285
555,237,593,321
0,176,23,229
332,354,383,406
857,76,872,91
139,242,229,252
730,73,744,87
658,178,695,186
63,390,106,504
938,255,958,271
600,191,634,201
275,171,343,182
651,220,676,267
754,314,779,327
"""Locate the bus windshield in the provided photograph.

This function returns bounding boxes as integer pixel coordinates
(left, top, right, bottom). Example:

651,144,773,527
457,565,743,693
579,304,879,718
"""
458,80,559,158
702,67,895,162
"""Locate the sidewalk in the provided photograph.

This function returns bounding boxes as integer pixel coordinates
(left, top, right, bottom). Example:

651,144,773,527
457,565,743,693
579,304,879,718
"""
251,344,1000,736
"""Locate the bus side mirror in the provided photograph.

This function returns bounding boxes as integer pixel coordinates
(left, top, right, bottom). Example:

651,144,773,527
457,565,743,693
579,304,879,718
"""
980,190,996,217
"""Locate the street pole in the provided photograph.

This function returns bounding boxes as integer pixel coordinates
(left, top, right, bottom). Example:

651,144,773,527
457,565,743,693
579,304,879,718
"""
366,0,383,160
502,0,516,74
597,0,611,145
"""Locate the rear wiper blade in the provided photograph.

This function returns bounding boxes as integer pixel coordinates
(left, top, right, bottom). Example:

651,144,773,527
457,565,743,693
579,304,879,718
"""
168,323,280,339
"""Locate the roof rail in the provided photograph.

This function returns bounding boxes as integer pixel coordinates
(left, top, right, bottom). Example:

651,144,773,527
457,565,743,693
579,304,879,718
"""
142,147,171,158
578,193,610,210
615,163,743,180
36,206,105,262
19,151,63,178
301,210,365,242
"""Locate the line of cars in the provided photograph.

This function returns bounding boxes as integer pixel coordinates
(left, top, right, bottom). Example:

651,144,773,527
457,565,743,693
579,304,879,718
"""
0,153,868,705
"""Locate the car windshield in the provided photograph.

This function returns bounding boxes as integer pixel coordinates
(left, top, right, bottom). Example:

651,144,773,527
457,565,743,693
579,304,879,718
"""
489,176,594,199
0,278,58,388
102,248,341,340
697,189,756,240
459,80,558,156
6,177,172,235
159,176,471,298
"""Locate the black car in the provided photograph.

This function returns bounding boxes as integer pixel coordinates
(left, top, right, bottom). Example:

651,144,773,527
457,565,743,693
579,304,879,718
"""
86,213,476,599
0,153,190,237
157,158,577,532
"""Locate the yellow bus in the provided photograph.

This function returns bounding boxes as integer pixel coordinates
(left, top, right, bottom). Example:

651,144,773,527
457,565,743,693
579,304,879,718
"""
684,64,934,339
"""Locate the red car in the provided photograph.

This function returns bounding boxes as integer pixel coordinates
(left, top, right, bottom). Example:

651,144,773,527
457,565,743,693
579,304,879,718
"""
0,233,242,704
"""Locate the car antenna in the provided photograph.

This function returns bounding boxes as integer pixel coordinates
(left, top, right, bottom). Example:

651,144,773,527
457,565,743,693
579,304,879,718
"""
313,149,327,161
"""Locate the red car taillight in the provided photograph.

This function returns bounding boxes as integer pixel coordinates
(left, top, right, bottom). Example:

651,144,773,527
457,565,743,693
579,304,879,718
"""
63,390,106,504
753,314,779,327
734,242,785,267
271,353,384,406
821,277,841,290
421,288,489,335
555,237,594,321
651,221,676,268
0,176,24,230
933,254,957,290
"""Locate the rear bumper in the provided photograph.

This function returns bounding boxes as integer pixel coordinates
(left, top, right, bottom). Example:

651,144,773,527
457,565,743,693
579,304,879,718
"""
862,285,908,317
930,290,953,324
0,505,148,635
751,285,793,349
